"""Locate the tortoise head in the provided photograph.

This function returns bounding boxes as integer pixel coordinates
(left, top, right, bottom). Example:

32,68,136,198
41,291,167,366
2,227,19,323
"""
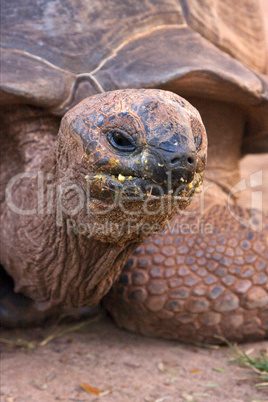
56,89,207,243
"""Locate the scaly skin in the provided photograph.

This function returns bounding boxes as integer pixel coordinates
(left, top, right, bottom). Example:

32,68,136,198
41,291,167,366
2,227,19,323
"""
104,99,268,343
104,197,268,343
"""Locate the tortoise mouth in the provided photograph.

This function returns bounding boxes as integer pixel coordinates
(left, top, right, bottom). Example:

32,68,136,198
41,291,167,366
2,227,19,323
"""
84,171,203,201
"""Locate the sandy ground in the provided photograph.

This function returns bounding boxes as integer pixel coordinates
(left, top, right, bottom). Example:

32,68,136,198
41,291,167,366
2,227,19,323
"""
1,316,268,402
1,154,267,402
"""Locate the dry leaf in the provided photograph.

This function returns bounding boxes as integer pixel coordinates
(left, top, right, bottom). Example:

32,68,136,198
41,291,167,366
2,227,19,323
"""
80,382,102,395
212,367,226,373
189,369,201,374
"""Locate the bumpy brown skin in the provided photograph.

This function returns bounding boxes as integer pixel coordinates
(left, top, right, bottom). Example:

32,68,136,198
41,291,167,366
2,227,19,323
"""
0,89,206,324
105,205,268,343
104,98,268,344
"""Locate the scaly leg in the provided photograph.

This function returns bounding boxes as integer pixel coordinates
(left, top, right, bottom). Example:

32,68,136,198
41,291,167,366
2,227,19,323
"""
104,192,268,343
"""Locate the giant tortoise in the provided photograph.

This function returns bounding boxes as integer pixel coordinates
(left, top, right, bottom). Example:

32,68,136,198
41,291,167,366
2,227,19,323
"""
0,0,267,343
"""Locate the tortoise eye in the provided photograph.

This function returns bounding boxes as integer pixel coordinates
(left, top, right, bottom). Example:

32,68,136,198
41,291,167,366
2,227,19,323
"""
108,130,136,152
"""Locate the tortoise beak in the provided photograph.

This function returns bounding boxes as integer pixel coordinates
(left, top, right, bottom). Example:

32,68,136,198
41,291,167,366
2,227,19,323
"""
145,149,197,186
125,145,197,193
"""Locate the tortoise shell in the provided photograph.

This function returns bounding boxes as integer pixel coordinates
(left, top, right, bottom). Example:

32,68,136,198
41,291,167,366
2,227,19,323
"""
1,0,267,153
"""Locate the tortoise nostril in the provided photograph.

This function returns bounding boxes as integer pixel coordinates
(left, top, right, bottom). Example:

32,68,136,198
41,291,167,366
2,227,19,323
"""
170,157,181,166
187,156,194,165
165,153,196,170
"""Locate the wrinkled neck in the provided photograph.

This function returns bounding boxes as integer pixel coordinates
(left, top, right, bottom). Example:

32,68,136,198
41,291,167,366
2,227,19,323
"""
32,222,139,311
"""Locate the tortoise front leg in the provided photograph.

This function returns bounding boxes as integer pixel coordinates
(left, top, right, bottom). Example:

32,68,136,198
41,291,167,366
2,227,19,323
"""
104,202,268,344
